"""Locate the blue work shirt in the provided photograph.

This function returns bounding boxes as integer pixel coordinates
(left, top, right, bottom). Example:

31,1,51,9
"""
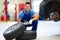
18,9,35,22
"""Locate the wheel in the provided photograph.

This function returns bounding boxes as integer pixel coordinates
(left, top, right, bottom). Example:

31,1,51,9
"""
16,30,37,40
3,23,25,40
50,12,59,21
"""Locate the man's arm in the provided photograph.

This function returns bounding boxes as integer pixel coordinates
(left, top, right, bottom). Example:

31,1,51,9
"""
31,13,39,21
28,13,39,24
17,18,21,23
17,11,24,23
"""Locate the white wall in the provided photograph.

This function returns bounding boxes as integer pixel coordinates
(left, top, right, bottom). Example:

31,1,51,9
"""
0,0,5,17
32,0,43,14
8,0,16,21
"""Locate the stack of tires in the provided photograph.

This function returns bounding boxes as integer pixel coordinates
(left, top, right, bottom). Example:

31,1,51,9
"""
3,23,37,40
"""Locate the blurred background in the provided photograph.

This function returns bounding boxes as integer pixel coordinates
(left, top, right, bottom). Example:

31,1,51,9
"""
0,0,60,22
0,0,40,22
0,0,30,21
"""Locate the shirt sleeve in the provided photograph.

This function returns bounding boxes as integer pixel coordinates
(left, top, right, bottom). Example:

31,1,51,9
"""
18,11,24,20
30,10,35,17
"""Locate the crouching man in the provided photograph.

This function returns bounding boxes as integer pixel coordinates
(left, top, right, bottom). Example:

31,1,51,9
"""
17,2,39,31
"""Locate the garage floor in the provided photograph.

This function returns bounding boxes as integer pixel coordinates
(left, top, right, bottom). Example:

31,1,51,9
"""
0,21,60,40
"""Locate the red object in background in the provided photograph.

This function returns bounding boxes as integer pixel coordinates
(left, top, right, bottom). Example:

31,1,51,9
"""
1,15,4,21
1,15,8,21
18,3,25,12
4,0,8,14
3,0,8,21
15,4,17,21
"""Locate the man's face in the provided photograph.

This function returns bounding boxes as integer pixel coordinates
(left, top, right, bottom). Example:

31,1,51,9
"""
25,4,31,12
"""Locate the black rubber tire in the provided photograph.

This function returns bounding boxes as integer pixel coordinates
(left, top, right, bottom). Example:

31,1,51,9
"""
3,23,25,40
40,0,60,20
16,30,37,40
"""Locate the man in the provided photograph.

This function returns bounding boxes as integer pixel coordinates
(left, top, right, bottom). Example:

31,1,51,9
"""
17,2,38,31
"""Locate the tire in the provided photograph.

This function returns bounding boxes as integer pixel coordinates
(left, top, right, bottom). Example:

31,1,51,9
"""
16,30,37,40
3,23,25,40
40,0,60,20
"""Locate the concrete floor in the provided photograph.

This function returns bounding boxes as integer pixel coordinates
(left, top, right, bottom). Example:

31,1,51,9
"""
0,21,60,40
35,35,60,40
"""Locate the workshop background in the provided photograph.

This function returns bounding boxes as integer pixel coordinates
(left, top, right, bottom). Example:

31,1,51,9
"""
0,0,60,22
0,0,41,22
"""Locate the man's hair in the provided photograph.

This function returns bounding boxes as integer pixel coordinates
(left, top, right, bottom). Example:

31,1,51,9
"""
25,2,30,5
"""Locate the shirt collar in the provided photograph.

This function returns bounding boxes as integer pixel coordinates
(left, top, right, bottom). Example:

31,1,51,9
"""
23,9,31,14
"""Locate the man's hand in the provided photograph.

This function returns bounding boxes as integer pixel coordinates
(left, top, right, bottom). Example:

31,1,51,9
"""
17,18,21,23
28,13,39,24
22,20,33,25
23,22,29,25
29,19,33,24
